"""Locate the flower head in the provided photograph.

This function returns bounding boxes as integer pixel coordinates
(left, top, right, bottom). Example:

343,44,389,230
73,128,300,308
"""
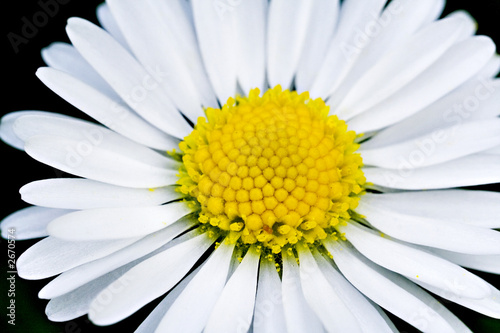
2,0,500,332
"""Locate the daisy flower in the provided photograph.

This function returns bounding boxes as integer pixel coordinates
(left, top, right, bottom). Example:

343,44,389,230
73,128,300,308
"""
2,0,500,332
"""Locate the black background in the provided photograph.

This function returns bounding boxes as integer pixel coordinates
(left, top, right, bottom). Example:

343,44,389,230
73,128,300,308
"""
1,0,500,332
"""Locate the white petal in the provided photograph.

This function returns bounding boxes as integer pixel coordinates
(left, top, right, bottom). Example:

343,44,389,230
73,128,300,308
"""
88,231,214,325
16,236,138,279
357,198,500,254
0,206,72,240
360,118,500,169
66,17,192,138
46,262,133,322
95,3,129,51
312,251,397,332
36,67,179,150
106,0,206,123
325,239,471,333
14,113,178,169
326,0,446,107
281,251,324,333
47,202,192,240
204,247,260,333
41,42,119,99
363,154,500,190
349,36,496,133
39,219,195,299
252,256,286,333
411,278,500,319
484,145,500,155
267,0,316,89
310,0,387,98
295,0,339,93
190,0,238,103
337,221,491,299
337,15,468,119
426,248,500,275
0,111,70,151
362,76,500,149
360,190,500,229
297,244,363,332
156,239,235,333
20,178,181,210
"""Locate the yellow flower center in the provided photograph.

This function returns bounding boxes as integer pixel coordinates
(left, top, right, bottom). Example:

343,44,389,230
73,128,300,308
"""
176,86,365,253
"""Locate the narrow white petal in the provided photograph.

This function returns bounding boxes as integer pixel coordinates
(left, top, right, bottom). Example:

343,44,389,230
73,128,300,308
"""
484,145,500,155
0,206,72,240
427,248,500,275
135,265,201,333
204,247,260,333
281,251,324,333
106,0,206,123
16,236,138,279
297,244,363,332
66,18,192,138
41,42,119,99
313,251,397,333
89,231,214,326
230,0,267,93
46,262,133,322
295,0,339,93
0,111,70,151
267,0,316,89
363,154,500,190
338,15,466,120
47,202,192,240
190,0,238,103
95,3,129,51
360,118,500,169
25,135,178,188
362,76,500,149
39,219,195,299
349,36,495,133
337,221,491,299
325,239,471,333
14,113,178,169
146,0,218,108
357,198,500,254
326,0,446,106
310,0,387,98
412,278,500,319
20,178,181,210
360,191,500,229
156,239,235,333
253,256,286,333
36,67,179,150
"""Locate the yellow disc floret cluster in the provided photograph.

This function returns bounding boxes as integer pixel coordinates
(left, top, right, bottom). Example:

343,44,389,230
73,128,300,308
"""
176,86,365,253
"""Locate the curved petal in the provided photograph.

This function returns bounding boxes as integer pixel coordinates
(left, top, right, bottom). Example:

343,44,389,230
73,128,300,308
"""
16,236,138,280
156,239,235,332
281,250,324,333
337,221,491,299
297,244,363,332
204,247,260,333
0,206,73,240
66,17,192,138
325,239,471,333
252,256,287,333
39,219,195,299
88,231,214,326
36,67,179,150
